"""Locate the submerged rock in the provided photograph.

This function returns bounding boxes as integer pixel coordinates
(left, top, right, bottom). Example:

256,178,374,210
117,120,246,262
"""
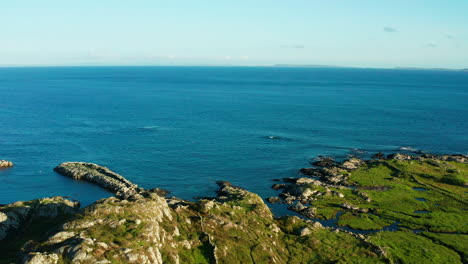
271,183,286,190
267,197,281,204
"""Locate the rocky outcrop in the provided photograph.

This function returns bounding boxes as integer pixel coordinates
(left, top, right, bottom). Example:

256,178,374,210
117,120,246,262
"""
16,180,382,263
340,158,365,170
386,153,467,163
0,197,79,242
340,202,368,213
23,253,59,264
54,162,142,199
275,152,468,221
0,160,14,168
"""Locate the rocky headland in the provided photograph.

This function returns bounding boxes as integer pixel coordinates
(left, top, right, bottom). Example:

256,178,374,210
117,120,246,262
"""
1,152,467,264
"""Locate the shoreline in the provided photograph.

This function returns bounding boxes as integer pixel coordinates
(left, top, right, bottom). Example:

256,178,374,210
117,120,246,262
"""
1,151,466,263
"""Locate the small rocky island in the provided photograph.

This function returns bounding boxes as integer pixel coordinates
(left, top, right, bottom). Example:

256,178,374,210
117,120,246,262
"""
0,160,14,168
0,153,466,263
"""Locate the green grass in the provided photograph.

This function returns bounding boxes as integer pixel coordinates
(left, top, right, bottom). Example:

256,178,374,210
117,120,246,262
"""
421,232,468,263
343,160,468,233
177,239,214,264
369,231,462,264
337,212,394,230
281,227,383,263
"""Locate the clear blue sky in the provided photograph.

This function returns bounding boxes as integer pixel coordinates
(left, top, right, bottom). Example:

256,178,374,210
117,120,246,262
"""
1,0,467,68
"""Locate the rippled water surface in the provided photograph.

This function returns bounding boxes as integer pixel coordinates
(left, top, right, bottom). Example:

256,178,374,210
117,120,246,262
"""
0,66,467,206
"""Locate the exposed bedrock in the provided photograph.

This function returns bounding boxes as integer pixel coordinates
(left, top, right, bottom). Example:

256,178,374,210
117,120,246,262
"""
54,162,145,199
0,197,80,242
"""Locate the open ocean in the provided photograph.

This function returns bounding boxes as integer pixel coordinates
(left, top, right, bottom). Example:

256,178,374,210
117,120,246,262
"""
0,66,467,207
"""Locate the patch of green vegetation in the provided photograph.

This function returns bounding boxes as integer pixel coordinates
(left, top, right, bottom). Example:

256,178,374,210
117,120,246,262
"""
343,159,468,233
56,256,73,264
369,231,462,264
301,185,365,220
86,220,146,247
178,244,213,264
421,232,468,263
275,216,385,263
314,206,339,220
337,212,394,230
282,227,383,263
349,162,397,186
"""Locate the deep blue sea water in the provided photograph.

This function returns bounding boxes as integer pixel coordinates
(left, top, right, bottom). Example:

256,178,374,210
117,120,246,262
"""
0,66,467,207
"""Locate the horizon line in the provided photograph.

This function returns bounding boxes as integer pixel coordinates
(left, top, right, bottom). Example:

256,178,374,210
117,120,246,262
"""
0,64,466,71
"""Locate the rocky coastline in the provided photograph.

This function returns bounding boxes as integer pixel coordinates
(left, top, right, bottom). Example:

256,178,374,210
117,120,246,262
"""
1,152,467,263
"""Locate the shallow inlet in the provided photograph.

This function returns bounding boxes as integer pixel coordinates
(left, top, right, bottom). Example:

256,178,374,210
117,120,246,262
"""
270,204,401,234
412,187,428,191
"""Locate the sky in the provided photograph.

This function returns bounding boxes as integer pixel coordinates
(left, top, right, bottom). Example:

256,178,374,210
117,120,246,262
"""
1,0,467,68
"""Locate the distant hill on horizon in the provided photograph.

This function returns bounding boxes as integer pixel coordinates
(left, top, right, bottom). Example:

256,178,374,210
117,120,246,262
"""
273,64,467,71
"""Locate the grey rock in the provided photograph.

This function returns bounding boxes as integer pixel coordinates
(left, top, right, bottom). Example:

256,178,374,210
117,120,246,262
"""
341,158,364,170
288,201,306,212
54,162,139,199
333,191,345,198
301,188,318,198
297,227,312,236
46,231,75,245
445,155,466,163
311,221,323,229
341,202,368,213
0,197,79,242
386,153,412,161
282,185,304,196
23,253,59,264
300,207,317,218
296,178,322,185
